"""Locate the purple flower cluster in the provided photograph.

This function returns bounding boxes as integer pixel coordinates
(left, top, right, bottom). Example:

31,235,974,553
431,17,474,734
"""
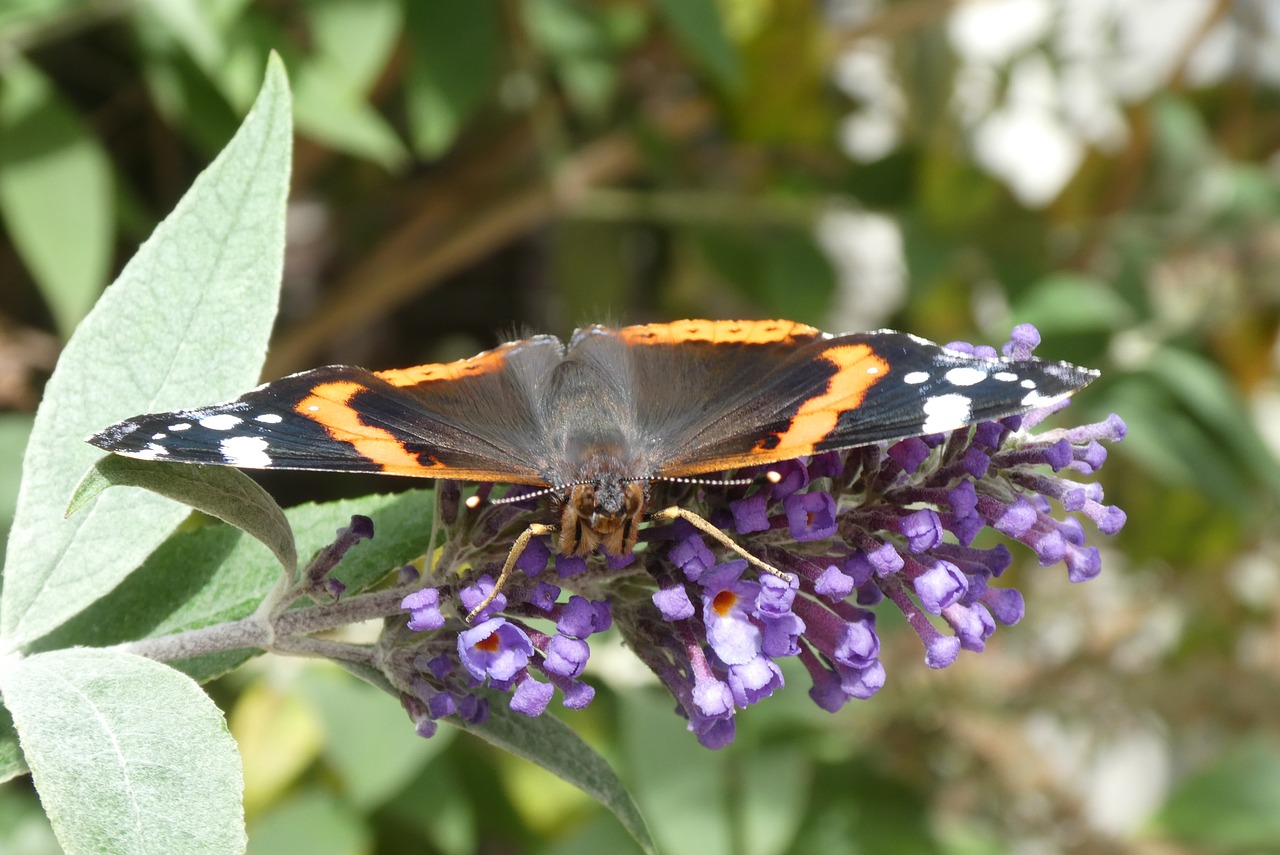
391,325,1126,747
398,571,608,738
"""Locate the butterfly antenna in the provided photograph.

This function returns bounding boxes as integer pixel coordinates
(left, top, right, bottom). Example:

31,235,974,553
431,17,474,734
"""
649,505,793,584
483,485,562,507
650,474,761,488
465,522,557,622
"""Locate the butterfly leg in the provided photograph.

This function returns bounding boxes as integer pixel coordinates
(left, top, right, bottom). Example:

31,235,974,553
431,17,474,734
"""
649,507,794,584
465,522,558,623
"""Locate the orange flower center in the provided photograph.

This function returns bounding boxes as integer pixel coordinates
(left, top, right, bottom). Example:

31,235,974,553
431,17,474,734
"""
712,590,738,616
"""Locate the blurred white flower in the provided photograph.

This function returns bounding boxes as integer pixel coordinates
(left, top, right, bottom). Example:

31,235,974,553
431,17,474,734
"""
829,0,1277,207
815,207,906,331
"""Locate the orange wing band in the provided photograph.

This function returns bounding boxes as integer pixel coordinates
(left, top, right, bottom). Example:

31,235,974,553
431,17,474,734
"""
659,342,891,477
295,381,426,472
375,343,516,388
756,343,890,453
617,319,822,346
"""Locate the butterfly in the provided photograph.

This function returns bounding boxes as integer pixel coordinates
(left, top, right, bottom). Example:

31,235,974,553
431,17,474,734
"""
89,319,1096,612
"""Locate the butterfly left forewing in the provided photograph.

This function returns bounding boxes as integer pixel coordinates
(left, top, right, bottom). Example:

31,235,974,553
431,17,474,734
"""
89,336,570,485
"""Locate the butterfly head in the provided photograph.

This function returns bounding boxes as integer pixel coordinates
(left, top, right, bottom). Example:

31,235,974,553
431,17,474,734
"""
558,478,648,557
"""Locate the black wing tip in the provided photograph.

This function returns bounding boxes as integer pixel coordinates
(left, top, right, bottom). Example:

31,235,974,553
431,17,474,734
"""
1044,359,1101,391
86,420,140,450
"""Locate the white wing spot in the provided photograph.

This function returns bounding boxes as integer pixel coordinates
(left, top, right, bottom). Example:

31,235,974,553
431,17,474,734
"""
220,436,272,468
254,413,284,424
200,414,243,431
152,433,167,440
1022,390,1069,408
134,442,170,460
903,371,930,385
1020,379,1037,389
307,405,320,412
866,365,881,375
921,394,973,434
168,423,191,431
944,366,988,387
994,371,1018,382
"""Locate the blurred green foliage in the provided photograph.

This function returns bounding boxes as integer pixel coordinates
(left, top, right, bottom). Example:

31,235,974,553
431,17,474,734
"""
3,1,1280,853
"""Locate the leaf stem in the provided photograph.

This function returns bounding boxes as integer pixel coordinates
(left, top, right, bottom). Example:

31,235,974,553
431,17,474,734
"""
106,587,410,664
110,615,269,662
271,636,377,667
273,588,409,636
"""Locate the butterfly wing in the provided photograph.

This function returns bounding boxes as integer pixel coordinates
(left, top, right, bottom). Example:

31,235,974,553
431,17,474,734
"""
88,336,567,485
597,320,1097,478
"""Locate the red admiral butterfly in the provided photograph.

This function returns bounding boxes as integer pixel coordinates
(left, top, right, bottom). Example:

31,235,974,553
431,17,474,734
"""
89,319,1096,611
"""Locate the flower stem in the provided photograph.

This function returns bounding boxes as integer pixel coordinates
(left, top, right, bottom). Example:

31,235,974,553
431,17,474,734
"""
110,615,269,662
106,587,410,664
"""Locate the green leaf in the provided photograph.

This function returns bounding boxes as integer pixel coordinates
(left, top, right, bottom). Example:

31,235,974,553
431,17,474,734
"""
0,58,114,338
1,56,292,648
524,0,606,54
1147,347,1280,501
289,488,435,595
0,0,83,36
0,412,33,566
1155,737,1280,849
540,813,647,855
292,0,408,170
29,490,432,671
0,775,58,854
0,702,27,783
142,0,226,74
247,788,369,855
404,0,501,158
1102,375,1247,506
296,665,449,810
738,748,809,855
457,695,657,855
68,456,296,577
696,226,835,324
0,649,245,855
794,762,936,853
523,0,624,117
233,679,325,813
305,0,402,95
623,689,730,855
136,41,243,157
134,0,263,115
28,524,263,657
1012,273,1137,334
383,755,477,855
1151,94,1213,178
557,54,618,118
655,0,742,91
292,72,409,171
